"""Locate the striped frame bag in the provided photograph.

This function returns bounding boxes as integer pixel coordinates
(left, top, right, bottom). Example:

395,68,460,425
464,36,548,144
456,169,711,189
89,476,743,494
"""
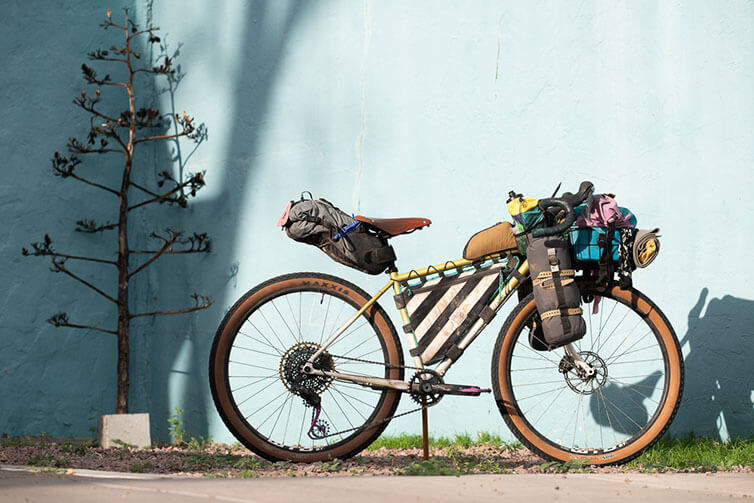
394,258,513,365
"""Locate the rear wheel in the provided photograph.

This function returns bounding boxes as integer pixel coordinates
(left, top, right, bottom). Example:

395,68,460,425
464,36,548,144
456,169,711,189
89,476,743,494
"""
210,273,403,462
492,283,683,465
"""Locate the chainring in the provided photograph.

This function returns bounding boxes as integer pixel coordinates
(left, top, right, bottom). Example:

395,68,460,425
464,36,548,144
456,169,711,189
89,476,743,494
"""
409,369,444,407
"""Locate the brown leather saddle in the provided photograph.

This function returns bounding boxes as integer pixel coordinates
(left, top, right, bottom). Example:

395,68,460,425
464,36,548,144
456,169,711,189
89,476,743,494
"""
354,215,431,237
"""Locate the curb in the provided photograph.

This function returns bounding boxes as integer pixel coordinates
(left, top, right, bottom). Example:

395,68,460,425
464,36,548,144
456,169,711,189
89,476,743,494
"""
0,463,183,480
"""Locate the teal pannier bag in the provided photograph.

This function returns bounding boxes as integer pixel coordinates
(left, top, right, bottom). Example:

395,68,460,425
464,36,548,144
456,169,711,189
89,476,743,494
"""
569,227,620,262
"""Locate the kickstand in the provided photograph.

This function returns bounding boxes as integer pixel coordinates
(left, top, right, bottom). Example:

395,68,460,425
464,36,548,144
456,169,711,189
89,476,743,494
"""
421,397,429,461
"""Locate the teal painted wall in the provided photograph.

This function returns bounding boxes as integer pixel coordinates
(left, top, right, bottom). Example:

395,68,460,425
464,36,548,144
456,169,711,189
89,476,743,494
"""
1,1,753,442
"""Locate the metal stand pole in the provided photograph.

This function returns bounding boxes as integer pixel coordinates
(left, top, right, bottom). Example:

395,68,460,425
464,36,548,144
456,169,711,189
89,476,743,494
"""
421,398,429,461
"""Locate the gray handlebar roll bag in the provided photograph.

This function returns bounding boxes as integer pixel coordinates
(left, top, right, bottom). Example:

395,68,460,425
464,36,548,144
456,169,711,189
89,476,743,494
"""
526,236,586,350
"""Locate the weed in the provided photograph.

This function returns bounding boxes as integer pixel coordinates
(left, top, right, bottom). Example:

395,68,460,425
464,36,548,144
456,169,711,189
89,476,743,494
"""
187,435,214,451
167,408,187,445
60,442,89,456
111,438,136,449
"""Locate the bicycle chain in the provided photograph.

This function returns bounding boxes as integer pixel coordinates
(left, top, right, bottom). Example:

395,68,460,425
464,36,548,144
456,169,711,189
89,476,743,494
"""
303,352,427,440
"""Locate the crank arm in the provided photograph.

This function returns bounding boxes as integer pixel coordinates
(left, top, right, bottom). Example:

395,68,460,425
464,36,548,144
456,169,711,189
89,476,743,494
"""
432,384,491,396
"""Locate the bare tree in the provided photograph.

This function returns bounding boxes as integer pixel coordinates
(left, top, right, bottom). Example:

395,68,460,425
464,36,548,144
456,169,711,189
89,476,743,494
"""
23,9,213,414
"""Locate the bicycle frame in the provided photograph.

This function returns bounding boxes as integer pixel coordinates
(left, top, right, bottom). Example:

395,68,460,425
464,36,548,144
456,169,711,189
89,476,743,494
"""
305,253,531,391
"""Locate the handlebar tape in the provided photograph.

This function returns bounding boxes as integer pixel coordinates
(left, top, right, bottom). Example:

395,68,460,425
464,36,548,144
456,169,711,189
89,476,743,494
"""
532,198,576,238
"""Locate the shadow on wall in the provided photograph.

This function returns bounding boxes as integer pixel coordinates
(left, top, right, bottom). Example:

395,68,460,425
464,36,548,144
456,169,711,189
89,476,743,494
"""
144,2,312,441
671,288,754,439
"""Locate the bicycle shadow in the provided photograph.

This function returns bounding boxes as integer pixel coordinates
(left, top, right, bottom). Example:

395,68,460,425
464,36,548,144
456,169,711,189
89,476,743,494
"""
670,288,754,439
589,371,663,435
587,288,754,440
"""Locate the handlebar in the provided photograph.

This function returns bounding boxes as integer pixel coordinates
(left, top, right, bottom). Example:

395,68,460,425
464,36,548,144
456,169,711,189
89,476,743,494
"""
531,198,576,238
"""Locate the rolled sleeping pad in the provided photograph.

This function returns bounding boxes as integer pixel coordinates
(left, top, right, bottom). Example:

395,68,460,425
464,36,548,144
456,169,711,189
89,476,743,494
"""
633,228,661,268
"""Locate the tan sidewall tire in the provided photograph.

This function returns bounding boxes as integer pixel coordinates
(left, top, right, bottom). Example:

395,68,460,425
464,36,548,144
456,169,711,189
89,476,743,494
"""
209,273,403,462
494,284,683,465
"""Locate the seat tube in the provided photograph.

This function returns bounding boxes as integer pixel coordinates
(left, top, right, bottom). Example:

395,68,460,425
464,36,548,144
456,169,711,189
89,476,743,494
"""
391,273,424,369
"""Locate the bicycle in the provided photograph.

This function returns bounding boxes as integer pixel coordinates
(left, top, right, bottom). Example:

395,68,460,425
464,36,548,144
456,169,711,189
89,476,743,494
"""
209,184,684,465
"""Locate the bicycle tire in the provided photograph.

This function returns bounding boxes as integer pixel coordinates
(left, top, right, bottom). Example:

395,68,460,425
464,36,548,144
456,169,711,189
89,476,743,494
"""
209,272,404,462
492,283,683,465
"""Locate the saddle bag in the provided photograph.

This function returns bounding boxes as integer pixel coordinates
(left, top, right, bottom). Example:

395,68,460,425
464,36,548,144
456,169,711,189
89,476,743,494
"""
526,236,586,350
279,196,396,275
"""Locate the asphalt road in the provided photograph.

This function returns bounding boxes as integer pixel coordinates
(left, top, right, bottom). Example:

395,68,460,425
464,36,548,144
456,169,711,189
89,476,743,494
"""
1,466,752,502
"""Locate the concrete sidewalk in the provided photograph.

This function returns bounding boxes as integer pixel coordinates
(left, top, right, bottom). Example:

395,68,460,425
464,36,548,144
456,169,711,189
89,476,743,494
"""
1,466,752,502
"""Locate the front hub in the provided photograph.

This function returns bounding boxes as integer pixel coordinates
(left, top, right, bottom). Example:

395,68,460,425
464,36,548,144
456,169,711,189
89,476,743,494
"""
561,350,608,395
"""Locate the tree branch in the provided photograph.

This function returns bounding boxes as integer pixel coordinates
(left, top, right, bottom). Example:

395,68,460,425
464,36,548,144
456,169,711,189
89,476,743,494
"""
130,293,213,319
75,219,118,233
127,230,179,279
50,258,117,303
22,235,116,265
48,312,117,335
128,179,187,210
51,152,120,195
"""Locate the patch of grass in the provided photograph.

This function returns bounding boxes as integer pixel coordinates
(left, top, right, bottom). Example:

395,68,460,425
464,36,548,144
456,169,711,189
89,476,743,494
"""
129,461,154,473
204,471,229,478
400,459,462,476
28,454,70,468
628,435,754,472
237,469,260,478
368,432,523,450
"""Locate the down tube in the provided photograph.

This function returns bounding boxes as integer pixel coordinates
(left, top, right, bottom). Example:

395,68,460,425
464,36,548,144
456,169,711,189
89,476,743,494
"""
434,259,530,376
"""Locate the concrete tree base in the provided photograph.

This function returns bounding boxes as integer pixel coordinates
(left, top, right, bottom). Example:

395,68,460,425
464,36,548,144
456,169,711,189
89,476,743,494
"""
99,413,151,448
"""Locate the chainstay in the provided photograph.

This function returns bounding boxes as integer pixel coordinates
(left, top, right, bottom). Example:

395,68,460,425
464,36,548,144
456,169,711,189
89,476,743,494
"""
307,351,425,440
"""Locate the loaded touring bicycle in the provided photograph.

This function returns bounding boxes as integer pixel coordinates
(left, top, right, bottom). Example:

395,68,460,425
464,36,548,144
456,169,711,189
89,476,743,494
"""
209,181,682,465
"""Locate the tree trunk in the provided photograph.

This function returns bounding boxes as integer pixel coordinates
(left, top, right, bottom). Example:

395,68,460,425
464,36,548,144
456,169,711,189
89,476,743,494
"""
116,151,132,414
116,16,136,414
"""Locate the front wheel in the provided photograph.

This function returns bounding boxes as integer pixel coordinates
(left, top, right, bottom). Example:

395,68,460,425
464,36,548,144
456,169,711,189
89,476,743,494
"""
209,273,404,462
492,283,683,465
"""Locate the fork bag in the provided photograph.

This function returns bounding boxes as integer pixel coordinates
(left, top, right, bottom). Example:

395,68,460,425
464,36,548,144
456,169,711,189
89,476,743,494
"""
526,236,586,350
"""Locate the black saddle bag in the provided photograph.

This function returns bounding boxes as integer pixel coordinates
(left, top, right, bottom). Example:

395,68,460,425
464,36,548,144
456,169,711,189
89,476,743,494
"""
280,197,396,275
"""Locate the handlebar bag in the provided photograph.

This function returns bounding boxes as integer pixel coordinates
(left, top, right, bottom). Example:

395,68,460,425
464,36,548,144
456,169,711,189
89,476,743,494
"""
280,197,396,275
526,236,586,350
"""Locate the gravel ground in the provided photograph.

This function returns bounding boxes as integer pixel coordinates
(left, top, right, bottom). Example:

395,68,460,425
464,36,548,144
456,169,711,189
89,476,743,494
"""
1,439,751,478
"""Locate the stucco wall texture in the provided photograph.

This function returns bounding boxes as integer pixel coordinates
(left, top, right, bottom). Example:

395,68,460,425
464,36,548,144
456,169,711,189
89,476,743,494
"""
1,1,752,443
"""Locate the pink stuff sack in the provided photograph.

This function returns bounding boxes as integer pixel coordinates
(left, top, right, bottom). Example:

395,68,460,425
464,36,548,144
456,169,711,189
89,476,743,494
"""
575,194,635,229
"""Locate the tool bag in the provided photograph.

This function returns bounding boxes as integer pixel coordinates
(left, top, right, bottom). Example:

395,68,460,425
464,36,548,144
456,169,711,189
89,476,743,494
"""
395,258,511,364
278,196,396,275
526,236,586,350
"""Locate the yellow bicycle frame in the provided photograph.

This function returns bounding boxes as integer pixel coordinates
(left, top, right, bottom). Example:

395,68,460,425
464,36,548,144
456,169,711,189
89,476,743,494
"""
307,253,530,387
